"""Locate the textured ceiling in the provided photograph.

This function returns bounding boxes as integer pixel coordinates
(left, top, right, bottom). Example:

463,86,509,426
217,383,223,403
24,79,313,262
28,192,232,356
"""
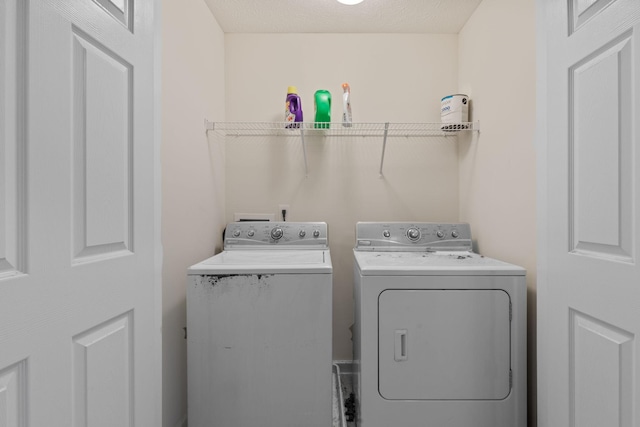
203,0,484,34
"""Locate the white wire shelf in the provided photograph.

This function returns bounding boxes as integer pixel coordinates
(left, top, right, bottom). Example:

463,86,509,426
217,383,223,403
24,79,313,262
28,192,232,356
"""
204,120,479,176
205,120,479,137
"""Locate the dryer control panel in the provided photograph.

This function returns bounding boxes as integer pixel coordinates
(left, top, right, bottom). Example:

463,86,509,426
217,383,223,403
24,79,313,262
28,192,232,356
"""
224,221,328,249
355,222,472,251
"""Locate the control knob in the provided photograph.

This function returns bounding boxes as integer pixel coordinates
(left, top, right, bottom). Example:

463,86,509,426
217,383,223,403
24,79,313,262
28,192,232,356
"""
407,228,421,241
299,230,306,238
383,230,391,238
313,230,320,238
270,227,284,240
247,230,255,237
451,230,459,238
436,230,445,239
232,230,241,237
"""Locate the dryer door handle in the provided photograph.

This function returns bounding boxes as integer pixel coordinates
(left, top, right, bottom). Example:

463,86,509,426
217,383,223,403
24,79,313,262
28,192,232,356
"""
394,329,408,361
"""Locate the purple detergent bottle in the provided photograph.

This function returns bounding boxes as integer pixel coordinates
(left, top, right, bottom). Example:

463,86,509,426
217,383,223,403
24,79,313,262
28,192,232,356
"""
285,86,303,128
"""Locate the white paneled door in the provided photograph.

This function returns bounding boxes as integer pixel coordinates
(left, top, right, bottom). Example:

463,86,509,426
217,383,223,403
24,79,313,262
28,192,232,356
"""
539,1,640,427
0,0,160,425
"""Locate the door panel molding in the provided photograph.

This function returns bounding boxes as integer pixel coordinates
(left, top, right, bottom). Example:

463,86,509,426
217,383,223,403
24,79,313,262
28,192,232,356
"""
569,309,633,427
91,0,133,32
71,26,133,265
0,0,28,279
0,359,28,427
569,0,617,34
568,31,633,262
73,311,134,427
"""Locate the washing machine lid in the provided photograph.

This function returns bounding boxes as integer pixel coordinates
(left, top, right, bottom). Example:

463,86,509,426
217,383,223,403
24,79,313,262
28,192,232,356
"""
188,250,333,275
353,251,525,276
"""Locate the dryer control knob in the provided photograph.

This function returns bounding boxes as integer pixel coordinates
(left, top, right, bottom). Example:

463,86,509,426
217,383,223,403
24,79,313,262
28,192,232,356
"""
270,227,284,240
451,230,459,238
436,230,445,239
407,228,421,241
313,230,320,238
232,230,241,237
383,230,391,238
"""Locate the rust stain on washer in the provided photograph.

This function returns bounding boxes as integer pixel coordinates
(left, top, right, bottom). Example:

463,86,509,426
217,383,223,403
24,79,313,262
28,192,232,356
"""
199,274,272,287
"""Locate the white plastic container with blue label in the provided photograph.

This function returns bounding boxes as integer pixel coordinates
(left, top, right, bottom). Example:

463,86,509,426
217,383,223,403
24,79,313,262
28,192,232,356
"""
440,94,469,130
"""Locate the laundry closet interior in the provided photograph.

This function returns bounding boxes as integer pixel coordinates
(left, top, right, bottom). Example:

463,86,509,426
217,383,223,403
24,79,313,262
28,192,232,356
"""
161,1,537,426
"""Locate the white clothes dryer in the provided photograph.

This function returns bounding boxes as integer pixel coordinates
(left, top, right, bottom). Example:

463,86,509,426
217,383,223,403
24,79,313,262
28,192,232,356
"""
187,222,332,427
353,222,526,427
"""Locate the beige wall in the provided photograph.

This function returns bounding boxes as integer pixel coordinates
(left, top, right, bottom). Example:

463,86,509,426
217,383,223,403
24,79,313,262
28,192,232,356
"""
458,0,537,425
225,33,463,359
161,0,225,426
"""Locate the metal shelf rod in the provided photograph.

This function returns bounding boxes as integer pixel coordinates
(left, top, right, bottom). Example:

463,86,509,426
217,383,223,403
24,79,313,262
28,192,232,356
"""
379,122,390,177
300,126,308,177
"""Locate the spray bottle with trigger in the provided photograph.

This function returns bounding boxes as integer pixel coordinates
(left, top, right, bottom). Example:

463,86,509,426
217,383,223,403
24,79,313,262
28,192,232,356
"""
342,83,352,127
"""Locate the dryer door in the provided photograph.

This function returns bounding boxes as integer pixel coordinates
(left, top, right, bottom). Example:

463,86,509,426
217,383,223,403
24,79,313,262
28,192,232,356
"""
378,289,511,400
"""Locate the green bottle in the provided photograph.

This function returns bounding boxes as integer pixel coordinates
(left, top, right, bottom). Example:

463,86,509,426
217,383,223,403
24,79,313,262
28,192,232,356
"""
314,90,331,129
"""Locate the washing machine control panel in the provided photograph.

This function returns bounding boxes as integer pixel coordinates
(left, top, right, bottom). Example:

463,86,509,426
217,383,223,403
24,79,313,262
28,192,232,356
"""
356,222,472,251
224,222,328,249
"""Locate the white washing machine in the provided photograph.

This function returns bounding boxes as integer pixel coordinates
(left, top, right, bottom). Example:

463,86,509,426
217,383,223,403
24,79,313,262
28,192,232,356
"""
353,222,526,427
187,222,332,427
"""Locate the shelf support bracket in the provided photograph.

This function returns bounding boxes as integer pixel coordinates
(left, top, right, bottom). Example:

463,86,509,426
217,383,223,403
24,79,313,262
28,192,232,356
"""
204,119,214,132
379,122,390,176
300,127,308,177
